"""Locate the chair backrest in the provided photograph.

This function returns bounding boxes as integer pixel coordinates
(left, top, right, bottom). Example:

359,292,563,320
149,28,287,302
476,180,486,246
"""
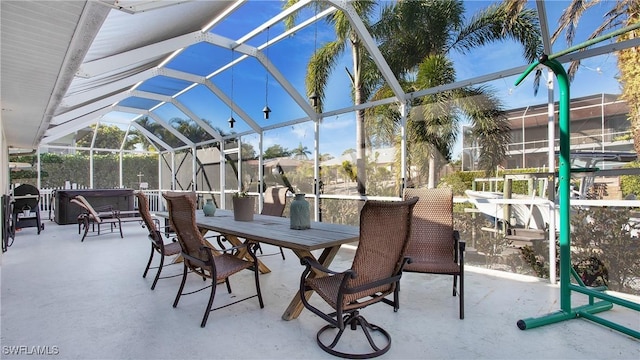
135,192,155,230
74,195,102,223
70,198,88,211
403,187,454,261
162,192,205,261
261,187,288,217
162,191,196,211
135,192,164,245
345,197,418,304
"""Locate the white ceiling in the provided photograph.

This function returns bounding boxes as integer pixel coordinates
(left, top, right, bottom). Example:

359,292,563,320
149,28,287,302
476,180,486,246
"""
1,0,238,150
1,1,106,149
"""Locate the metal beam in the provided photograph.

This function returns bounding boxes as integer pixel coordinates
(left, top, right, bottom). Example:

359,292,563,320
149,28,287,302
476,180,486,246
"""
113,105,194,146
172,100,223,141
37,1,111,147
235,0,313,45
158,67,257,135
130,89,223,142
43,106,113,139
61,68,157,108
147,113,194,147
200,79,261,132
130,122,173,151
254,50,317,119
76,32,202,78
53,89,131,125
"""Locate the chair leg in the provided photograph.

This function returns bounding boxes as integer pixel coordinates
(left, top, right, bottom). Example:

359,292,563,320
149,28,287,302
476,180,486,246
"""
80,219,90,242
279,247,286,260
316,312,391,359
392,283,400,312
201,277,217,328
459,273,464,320
453,274,458,297
173,263,188,308
253,258,264,309
143,246,154,278
151,253,164,290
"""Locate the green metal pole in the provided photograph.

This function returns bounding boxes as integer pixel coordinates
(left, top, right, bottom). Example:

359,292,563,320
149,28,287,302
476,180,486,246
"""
513,23,640,338
541,57,572,313
515,57,575,331
547,22,640,62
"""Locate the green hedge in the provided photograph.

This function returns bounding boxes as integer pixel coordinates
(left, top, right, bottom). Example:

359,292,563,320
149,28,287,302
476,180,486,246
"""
10,153,158,189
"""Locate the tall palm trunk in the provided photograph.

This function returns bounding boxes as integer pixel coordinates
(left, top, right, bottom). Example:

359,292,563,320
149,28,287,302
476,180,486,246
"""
619,11,639,155
352,35,367,195
428,154,436,188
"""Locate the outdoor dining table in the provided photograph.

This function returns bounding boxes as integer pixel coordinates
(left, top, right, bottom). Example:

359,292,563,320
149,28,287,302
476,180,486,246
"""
155,209,359,320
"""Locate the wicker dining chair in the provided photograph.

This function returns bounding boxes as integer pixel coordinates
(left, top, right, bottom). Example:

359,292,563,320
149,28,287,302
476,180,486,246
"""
259,186,288,259
136,191,182,290
299,197,418,359
162,191,264,328
403,187,465,319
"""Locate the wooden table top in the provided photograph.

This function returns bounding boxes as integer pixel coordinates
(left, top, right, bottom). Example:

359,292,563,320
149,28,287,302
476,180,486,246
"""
155,210,359,251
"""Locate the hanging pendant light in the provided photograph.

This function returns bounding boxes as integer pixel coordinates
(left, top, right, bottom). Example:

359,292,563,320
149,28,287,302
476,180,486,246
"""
229,49,235,129
263,26,272,120
309,3,319,111
309,92,318,108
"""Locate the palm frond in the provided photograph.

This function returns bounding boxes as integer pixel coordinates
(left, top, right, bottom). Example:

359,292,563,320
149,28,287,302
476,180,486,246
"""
550,0,599,45
375,0,464,77
306,41,346,113
452,2,542,63
551,0,634,80
456,86,510,174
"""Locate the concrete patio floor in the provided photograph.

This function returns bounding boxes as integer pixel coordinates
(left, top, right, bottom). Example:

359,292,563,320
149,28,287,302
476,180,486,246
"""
1,218,638,360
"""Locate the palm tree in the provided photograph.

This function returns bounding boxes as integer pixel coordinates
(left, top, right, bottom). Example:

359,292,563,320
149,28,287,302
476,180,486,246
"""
369,0,542,187
291,142,312,160
551,0,640,154
284,0,378,195
286,0,541,191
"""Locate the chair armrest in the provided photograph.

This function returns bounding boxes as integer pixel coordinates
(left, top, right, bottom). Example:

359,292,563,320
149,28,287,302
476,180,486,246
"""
200,242,253,255
300,256,354,277
216,242,251,254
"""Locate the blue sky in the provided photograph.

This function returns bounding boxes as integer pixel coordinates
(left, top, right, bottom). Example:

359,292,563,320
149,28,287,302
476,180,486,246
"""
103,0,624,160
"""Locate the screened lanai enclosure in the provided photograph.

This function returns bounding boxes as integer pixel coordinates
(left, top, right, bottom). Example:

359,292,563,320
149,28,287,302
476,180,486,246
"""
3,0,640,302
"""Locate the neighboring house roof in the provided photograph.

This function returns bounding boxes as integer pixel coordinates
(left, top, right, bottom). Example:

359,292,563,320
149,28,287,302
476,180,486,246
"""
264,157,308,168
320,147,396,167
